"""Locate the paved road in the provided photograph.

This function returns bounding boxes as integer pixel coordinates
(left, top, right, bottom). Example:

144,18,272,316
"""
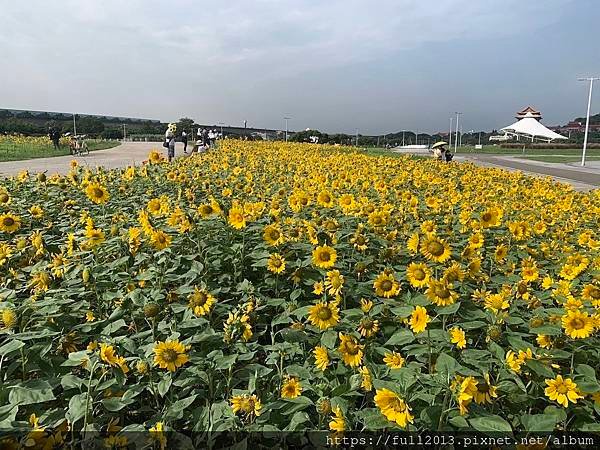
0,142,181,177
458,155,600,191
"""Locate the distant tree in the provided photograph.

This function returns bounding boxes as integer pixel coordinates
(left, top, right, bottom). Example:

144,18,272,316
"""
177,117,195,134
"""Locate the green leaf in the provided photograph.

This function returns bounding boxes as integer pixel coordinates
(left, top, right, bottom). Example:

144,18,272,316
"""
576,364,597,381
9,381,55,406
469,415,513,433
435,353,458,379
157,377,172,397
215,355,237,370
101,319,127,335
164,395,198,421
525,359,555,378
102,397,131,412
65,393,88,424
437,302,460,315
460,321,487,330
0,339,24,356
285,411,309,431
520,414,557,432
321,330,337,349
281,396,313,416
385,329,415,346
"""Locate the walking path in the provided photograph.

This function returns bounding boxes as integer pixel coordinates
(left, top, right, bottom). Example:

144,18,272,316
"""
0,142,177,177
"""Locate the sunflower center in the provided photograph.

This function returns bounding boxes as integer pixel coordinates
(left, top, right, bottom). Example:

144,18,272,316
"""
590,287,600,299
356,236,365,245
194,293,207,306
344,341,359,355
414,269,426,280
427,241,444,256
3,217,15,227
269,230,280,240
381,280,393,291
555,383,569,394
570,318,585,330
318,306,332,320
477,383,490,393
435,287,450,298
0,194,8,203
162,349,178,363
272,259,282,268
482,212,492,222
202,206,213,215
319,252,331,262
93,188,104,198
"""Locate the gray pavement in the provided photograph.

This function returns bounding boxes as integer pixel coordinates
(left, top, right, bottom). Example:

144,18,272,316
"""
0,142,184,177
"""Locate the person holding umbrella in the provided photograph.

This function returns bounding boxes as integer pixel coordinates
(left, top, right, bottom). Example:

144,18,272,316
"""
431,141,452,162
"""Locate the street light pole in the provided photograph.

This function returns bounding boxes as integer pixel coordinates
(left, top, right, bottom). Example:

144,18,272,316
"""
355,128,359,147
578,77,599,166
284,116,291,142
218,122,225,138
73,113,77,136
454,112,462,153
449,117,453,147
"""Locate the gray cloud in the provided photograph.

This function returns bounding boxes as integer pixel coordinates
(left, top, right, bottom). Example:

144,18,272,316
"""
1,0,596,133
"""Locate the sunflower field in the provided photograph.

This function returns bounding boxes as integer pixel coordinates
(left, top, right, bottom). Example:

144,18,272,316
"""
0,141,600,447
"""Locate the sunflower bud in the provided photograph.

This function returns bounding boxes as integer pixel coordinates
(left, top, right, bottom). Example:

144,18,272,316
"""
529,317,544,328
135,360,149,375
37,173,47,182
487,325,502,341
82,268,90,283
144,303,160,318
317,398,332,415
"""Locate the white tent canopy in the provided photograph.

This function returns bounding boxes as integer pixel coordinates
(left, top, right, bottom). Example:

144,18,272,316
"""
499,112,567,142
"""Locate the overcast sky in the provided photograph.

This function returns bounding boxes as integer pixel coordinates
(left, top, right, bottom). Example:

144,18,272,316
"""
2,0,599,134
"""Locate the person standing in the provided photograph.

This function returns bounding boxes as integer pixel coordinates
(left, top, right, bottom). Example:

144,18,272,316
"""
164,123,176,162
181,131,188,154
52,129,61,149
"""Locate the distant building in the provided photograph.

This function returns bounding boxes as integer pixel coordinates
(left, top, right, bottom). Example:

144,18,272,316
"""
515,106,542,121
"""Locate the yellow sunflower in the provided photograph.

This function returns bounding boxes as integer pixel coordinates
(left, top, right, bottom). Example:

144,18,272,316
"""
325,269,344,296
374,388,414,428
313,346,329,371
338,333,364,367
228,206,246,229
263,224,284,246
230,394,262,418
544,375,583,408
188,287,216,316
281,376,302,399
449,327,466,349
420,236,451,263
406,262,431,288
329,407,345,433
308,302,339,330
373,271,400,298
409,306,430,334
0,213,22,234
85,182,109,204
267,253,286,274
312,245,337,269
562,310,594,339
425,279,457,307
473,374,498,405
150,230,171,250
383,351,405,369
153,340,189,372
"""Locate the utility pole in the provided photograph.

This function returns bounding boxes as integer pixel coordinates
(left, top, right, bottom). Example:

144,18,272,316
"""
284,116,291,142
449,117,453,147
578,77,599,166
218,122,225,138
454,112,462,153
73,113,77,136
355,128,359,147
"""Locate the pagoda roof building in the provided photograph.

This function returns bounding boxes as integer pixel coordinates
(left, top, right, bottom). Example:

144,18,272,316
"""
516,106,542,120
